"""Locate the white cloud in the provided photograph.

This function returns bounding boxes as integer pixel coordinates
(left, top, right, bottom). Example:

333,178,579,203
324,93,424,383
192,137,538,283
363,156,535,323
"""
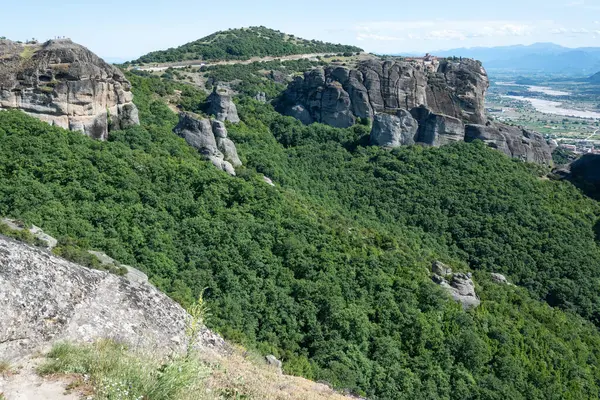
551,27,600,35
354,20,535,42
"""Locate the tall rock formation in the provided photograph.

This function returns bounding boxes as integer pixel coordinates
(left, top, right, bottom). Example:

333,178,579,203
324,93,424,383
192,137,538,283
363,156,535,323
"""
279,56,553,165
278,57,488,128
0,38,139,140
173,112,242,176
207,85,240,123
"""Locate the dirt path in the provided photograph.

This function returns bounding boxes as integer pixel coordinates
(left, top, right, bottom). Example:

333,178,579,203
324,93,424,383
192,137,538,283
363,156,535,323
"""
136,52,332,72
0,357,78,400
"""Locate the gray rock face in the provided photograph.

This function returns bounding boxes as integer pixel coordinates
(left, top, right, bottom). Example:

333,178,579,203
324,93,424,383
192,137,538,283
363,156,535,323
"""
411,106,465,146
88,250,149,285
255,92,267,103
279,58,489,129
431,261,480,309
265,355,283,374
207,86,240,123
432,260,453,277
465,122,553,166
0,235,225,361
491,273,510,285
1,218,57,250
173,113,241,175
0,38,139,140
370,109,419,147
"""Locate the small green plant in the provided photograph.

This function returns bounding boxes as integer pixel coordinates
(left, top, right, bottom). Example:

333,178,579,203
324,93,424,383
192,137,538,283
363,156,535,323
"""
185,290,211,358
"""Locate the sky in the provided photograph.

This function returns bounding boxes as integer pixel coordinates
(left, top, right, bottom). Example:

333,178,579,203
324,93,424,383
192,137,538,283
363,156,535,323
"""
2,0,600,60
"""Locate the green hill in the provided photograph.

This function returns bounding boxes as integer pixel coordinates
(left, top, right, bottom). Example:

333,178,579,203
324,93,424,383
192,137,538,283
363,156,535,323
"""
132,26,363,64
3,72,600,398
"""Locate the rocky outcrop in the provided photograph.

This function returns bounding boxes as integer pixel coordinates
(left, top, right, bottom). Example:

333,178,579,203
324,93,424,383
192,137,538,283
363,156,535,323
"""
465,122,553,166
173,112,241,176
553,154,600,199
0,38,139,140
207,85,240,123
279,56,553,165
491,273,510,285
431,261,480,309
278,57,488,129
0,235,225,361
370,109,419,147
265,355,283,374
411,106,465,146
88,250,149,285
1,218,57,249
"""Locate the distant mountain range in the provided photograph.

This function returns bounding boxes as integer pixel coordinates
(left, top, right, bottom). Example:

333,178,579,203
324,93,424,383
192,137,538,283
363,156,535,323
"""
407,43,600,75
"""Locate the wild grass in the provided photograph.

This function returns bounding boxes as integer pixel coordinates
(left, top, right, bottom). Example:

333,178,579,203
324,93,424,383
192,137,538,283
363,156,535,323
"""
38,340,208,400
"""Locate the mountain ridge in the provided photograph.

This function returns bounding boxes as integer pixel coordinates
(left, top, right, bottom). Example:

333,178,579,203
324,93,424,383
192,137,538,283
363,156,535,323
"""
132,26,363,64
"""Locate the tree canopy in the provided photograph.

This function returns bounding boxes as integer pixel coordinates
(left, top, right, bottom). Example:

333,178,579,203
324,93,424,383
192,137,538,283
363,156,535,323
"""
132,26,363,64
2,73,600,399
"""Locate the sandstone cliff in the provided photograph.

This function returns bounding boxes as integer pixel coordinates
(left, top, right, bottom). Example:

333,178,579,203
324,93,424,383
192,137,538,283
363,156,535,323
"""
0,38,139,140
280,57,553,165
278,57,488,128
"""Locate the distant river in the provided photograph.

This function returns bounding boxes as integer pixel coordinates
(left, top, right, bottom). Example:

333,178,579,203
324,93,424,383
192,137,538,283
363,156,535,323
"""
503,95,600,119
495,82,571,96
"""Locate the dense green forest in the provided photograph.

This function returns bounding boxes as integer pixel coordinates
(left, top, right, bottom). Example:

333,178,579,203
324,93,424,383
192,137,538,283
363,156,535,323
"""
131,26,362,64
3,72,600,399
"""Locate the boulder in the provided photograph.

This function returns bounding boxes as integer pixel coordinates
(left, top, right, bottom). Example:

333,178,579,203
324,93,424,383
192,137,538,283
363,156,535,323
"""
370,109,419,147
255,92,267,103
174,113,241,175
206,85,240,123
263,176,275,186
491,273,509,285
411,106,465,146
431,261,480,309
0,38,139,140
465,122,553,166
0,235,226,361
266,355,283,374
432,261,453,277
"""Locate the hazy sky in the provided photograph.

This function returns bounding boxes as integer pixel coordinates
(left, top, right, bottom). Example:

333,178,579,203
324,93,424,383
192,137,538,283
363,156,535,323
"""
2,0,600,60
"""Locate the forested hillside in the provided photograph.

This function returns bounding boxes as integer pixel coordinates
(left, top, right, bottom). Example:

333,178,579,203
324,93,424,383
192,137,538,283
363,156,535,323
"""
3,72,600,399
132,26,362,64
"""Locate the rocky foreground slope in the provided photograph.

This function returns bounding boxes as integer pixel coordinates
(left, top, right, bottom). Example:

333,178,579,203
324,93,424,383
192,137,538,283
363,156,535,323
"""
279,57,553,165
0,38,139,139
0,235,223,361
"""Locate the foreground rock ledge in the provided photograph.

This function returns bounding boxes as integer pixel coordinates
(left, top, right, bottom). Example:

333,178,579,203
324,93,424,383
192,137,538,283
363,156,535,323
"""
0,235,225,360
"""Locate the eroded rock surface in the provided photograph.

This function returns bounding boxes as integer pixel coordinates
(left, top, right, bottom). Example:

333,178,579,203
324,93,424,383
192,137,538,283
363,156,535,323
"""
0,235,225,361
465,122,553,166
207,85,240,123
279,58,488,128
173,112,241,175
0,38,139,140
411,106,465,146
370,109,419,147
